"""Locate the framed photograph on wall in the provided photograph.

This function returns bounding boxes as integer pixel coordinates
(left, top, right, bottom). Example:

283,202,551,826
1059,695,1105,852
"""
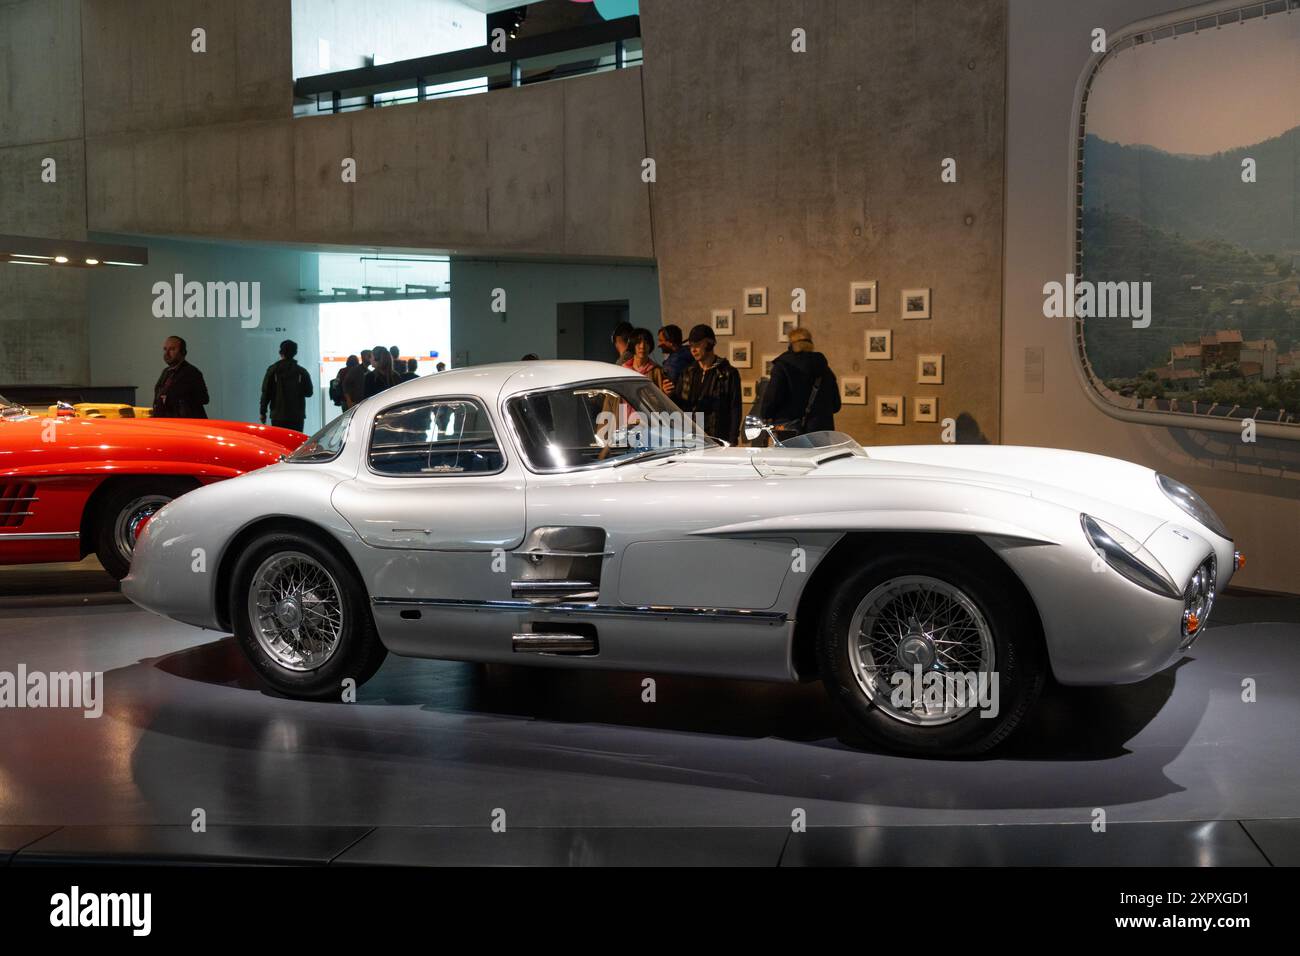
876,395,904,425
917,353,944,384
850,280,878,313
778,314,798,342
711,308,734,336
914,396,938,422
902,288,931,319
741,380,757,403
864,329,892,360
729,340,752,368
744,287,768,315
840,376,866,405
761,354,779,378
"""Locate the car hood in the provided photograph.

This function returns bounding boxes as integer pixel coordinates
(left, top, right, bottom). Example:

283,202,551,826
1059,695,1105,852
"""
642,442,1183,543
0,415,299,476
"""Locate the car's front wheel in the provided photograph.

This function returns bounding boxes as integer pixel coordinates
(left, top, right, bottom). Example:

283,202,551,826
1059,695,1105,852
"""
229,530,387,699
818,550,1046,757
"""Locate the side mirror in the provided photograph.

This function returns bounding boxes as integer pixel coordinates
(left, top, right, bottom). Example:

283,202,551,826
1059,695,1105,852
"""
744,415,777,445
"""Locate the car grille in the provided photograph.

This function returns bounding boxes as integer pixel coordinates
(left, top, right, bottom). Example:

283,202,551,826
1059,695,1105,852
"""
1180,554,1216,650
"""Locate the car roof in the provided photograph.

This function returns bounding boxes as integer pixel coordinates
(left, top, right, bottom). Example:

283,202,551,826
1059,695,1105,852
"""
368,360,645,405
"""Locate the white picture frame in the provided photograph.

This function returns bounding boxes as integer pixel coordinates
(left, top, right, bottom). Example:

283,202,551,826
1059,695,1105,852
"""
917,353,944,385
840,376,866,405
902,288,931,319
876,395,904,425
778,314,798,342
850,280,878,314
729,340,752,368
760,353,779,378
864,329,892,361
914,396,938,422
711,308,734,336
743,287,768,315
741,380,757,403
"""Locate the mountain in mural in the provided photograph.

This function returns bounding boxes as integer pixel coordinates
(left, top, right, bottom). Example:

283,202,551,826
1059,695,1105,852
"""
1082,128,1299,254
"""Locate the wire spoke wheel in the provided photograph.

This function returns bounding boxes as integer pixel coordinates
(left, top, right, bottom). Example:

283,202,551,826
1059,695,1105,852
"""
248,551,345,671
848,575,996,727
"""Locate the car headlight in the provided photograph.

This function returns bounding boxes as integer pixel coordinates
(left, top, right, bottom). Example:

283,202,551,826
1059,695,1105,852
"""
1156,474,1231,541
1080,514,1181,599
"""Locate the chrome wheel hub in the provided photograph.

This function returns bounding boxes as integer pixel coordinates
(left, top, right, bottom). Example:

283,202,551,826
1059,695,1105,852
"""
113,494,172,563
248,552,344,671
848,575,996,727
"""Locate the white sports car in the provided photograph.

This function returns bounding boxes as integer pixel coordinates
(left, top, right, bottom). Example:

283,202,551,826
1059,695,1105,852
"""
123,361,1238,756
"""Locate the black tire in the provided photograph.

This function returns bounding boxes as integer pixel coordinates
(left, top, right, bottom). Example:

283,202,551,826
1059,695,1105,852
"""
818,549,1046,757
94,477,197,580
229,530,387,700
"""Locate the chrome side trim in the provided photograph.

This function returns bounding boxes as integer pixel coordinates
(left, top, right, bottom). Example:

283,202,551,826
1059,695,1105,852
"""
509,580,599,591
0,531,79,541
512,632,598,654
373,596,789,626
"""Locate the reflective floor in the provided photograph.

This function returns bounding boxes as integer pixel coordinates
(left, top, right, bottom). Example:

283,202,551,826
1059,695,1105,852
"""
1,562,1298,865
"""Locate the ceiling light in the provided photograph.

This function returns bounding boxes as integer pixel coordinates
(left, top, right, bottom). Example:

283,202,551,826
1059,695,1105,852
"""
54,256,68,263
85,258,99,265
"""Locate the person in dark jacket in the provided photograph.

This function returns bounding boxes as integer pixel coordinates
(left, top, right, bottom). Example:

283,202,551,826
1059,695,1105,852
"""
675,324,743,445
151,336,210,419
759,327,841,435
259,339,314,432
363,347,403,398
341,349,371,408
658,324,693,395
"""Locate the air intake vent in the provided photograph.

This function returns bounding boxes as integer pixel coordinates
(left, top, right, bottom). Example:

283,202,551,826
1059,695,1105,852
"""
0,482,37,528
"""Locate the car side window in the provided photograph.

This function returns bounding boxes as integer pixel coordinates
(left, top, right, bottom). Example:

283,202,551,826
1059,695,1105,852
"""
369,398,505,476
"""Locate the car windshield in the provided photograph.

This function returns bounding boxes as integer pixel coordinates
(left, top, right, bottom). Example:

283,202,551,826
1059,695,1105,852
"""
507,378,720,471
288,408,355,462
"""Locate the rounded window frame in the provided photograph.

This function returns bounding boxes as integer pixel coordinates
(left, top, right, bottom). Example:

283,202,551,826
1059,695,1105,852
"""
1068,0,1299,440
364,394,508,478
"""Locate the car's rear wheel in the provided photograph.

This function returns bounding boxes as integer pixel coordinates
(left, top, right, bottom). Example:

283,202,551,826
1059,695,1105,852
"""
818,550,1046,757
94,478,196,580
229,530,387,700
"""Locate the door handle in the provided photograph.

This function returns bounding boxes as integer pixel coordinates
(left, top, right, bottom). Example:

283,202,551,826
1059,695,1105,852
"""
393,528,433,534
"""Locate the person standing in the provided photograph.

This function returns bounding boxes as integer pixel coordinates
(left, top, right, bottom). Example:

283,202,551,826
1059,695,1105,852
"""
341,349,370,408
259,339,315,433
624,328,667,391
760,327,841,436
675,324,742,445
402,357,419,381
151,336,210,419
331,355,358,408
612,321,635,364
363,347,403,398
658,324,692,395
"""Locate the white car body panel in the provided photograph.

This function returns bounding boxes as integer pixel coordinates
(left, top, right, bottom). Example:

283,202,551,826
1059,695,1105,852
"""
123,360,1234,687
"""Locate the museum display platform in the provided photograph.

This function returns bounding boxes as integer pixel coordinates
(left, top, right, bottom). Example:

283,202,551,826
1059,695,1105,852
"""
1,563,1297,867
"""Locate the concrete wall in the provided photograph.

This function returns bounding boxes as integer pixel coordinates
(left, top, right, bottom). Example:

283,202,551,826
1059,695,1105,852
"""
85,67,654,259
86,235,323,433
639,0,1007,444
1004,0,1299,593
0,0,88,384
80,0,292,137
450,258,660,366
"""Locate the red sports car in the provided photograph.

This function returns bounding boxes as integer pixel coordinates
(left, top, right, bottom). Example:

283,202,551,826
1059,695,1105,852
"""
0,393,305,579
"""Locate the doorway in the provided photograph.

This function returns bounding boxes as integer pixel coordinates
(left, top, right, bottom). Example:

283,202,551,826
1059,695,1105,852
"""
556,300,630,362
